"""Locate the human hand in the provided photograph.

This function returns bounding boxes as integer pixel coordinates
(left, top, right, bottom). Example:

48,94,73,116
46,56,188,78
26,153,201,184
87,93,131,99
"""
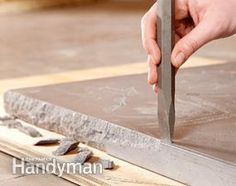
141,0,236,92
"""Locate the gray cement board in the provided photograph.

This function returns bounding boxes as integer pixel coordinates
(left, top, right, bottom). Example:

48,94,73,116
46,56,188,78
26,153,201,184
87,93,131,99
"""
3,63,236,185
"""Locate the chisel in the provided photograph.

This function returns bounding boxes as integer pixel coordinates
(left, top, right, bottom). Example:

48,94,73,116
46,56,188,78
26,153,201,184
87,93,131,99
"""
157,0,175,143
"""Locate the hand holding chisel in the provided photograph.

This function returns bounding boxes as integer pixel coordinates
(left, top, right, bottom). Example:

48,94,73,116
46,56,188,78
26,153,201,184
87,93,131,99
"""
141,0,236,142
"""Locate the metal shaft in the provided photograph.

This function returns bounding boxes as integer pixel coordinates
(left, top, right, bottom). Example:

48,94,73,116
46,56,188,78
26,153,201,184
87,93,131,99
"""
157,0,175,143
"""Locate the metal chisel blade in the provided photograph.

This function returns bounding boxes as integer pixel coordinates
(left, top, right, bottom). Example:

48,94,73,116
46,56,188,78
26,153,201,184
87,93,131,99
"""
157,0,175,143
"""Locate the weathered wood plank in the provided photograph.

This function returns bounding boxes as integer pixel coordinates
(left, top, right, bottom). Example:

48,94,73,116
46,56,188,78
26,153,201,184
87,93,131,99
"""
0,120,183,186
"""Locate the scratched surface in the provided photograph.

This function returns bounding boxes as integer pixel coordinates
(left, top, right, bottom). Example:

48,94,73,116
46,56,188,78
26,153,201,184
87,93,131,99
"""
5,62,236,163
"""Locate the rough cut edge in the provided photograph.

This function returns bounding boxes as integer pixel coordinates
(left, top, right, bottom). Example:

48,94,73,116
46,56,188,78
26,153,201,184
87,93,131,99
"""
4,90,161,152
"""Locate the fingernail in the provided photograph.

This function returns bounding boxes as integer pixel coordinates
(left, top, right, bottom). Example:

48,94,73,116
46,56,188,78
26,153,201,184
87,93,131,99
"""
175,52,185,67
153,84,158,94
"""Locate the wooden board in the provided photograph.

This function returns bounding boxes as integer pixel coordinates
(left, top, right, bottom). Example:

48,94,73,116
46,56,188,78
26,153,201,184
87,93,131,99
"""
0,118,184,186
0,57,226,96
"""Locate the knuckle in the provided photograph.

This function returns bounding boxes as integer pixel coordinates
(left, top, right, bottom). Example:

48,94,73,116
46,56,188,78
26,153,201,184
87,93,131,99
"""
148,77,154,85
141,13,148,26
181,37,199,57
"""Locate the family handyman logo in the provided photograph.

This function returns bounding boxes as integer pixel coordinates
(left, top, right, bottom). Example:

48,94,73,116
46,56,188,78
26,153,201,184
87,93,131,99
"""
12,157,103,177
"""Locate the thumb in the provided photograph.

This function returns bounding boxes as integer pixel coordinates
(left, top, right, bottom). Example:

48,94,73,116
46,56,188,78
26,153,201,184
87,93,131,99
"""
171,21,213,68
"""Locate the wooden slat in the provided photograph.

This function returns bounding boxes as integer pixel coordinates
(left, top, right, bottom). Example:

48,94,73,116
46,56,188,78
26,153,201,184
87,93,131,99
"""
0,119,184,186
0,57,226,96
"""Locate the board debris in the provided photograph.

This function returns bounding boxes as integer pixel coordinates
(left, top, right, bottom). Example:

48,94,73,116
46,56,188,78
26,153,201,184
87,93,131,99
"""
53,140,79,156
72,147,93,164
34,138,60,146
